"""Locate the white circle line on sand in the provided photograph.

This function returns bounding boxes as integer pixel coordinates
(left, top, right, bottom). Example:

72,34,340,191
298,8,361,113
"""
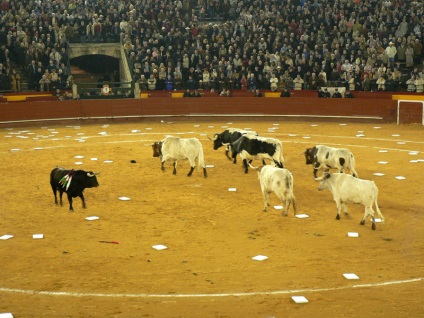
0,278,422,298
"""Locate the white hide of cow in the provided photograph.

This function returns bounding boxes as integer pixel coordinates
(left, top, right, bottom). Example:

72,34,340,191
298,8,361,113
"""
317,172,384,230
154,136,207,177
250,164,297,216
306,145,358,179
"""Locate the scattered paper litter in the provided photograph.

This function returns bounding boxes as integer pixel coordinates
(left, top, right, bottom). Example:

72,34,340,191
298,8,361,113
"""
410,160,418,163
103,160,113,163
302,136,311,139
252,255,268,261
205,164,214,168
339,123,347,126
74,155,84,159
295,214,309,219
370,218,382,223
288,134,297,137
152,244,168,250
131,130,140,133
292,296,309,304
273,123,279,126
98,132,107,136
193,125,200,127
392,134,400,137
408,151,419,155
397,141,406,145
10,148,20,151
0,313,14,318
373,173,385,176
228,188,237,192
32,234,44,239
373,126,381,129
75,162,83,165
348,232,359,238
0,234,13,240
356,134,365,137
378,161,388,164
221,126,228,128
34,147,43,150
343,273,359,280
91,158,98,161
395,176,406,180
273,205,283,210
85,216,100,221
379,150,388,153
311,124,318,127
227,122,233,125
145,128,152,130
78,139,86,143
119,197,131,201
208,126,215,128
102,124,110,128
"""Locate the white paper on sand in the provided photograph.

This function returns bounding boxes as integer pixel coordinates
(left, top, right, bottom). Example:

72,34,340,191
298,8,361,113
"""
343,273,359,280
408,151,419,155
228,188,237,192
392,134,400,137
152,244,168,250
295,214,309,219
193,125,200,128
378,161,388,165
0,313,14,318
273,205,284,210
288,134,297,137
75,162,83,165
145,128,152,130
103,160,113,163
119,197,131,201
348,232,359,238
397,142,406,145
292,296,309,304
302,136,311,139
34,147,43,150
395,176,406,180
131,130,140,133
85,216,100,221
311,124,318,127
98,132,107,136
373,126,381,129
205,164,214,168
356,134,365,137
373,173,385,176
0,234,13,240
252,255,268,261
339,123,347,126
74,155,84,159
10,148,20,151
379,150,388,153
91,158,98,161
32,234,44,239
370,218,382,223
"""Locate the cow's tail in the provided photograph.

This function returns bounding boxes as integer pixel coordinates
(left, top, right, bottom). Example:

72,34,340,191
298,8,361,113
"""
275,142,285,167
349,153,358,178
373,185,385,222
197,144,206,169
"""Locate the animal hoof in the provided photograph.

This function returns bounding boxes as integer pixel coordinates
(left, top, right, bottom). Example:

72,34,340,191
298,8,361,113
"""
372,223,376,230
336,215,340,220
360,220,365,225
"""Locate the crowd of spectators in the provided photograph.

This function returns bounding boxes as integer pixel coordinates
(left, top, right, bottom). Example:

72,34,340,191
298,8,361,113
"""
0,0,423,96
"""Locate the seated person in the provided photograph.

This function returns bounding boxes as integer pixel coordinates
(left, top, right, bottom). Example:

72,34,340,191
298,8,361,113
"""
322,88,331,98
192,89,202,97
280,88,290,97
219,89,231,96
254,89,263,97
344,90,354,98
332,88,342,98
183,89,192,97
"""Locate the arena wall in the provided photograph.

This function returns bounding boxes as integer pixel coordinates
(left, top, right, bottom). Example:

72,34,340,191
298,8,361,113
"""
0,95,422,127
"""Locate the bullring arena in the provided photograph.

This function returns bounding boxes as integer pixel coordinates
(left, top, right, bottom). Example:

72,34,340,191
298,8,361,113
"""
0,97,424,318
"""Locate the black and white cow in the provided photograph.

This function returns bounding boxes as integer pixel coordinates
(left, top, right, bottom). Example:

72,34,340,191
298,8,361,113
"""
152,136,207,177
304,145,358,179
250,164,297,216
50,167,100,211
317,172,384,230
210,128,258,163
231,135,284,173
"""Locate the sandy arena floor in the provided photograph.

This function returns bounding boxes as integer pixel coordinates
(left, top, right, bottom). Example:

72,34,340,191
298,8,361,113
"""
0,120,423,318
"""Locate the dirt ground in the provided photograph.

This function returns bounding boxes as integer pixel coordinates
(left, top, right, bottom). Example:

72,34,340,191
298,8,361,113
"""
0,120,423,318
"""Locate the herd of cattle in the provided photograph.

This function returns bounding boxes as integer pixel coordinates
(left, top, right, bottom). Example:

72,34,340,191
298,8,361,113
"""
49,127,385,230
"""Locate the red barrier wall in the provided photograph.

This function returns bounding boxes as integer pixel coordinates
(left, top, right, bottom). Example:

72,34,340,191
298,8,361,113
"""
0,94,422,126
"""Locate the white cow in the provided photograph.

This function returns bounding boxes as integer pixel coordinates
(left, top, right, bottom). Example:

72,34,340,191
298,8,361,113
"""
250,164,297,216
304,145,358,179
152,136,207,177
317,172,384,230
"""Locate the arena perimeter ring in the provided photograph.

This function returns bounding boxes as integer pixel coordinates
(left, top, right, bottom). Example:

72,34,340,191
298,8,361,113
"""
1,121,423,318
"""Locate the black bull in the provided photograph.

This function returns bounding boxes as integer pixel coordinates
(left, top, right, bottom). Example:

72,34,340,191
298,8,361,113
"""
210,129,256,163
50,167,100,211
231,136,284,173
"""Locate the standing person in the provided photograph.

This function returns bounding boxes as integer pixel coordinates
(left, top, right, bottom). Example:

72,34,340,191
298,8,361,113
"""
385,42,397,70
293,74,304,90
415,75,424,93
406,75,416,92
413,39,423,65
10,69,20,92
269,73,278,92
164,74,173,91
26,60,37,90
405,44,414,68
147,74,157,90
247,73,256,92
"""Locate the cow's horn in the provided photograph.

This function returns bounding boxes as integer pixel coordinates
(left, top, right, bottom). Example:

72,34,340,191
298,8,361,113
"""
207,135,212,141
87,172,99,177
248,163,259,171
314,176,324,181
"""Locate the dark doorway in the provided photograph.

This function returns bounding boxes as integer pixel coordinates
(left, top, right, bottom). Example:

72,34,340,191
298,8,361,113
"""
71,54,119,83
